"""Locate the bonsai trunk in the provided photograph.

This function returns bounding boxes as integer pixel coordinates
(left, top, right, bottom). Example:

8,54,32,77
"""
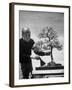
51,47,53,62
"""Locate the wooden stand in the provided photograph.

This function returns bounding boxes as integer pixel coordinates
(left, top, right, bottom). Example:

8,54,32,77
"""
32,64,64,78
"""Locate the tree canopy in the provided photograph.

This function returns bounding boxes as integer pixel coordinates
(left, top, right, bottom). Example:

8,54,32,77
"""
38,26,63,50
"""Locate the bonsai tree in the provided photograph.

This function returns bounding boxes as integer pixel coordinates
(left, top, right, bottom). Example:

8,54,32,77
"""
38,27,63,66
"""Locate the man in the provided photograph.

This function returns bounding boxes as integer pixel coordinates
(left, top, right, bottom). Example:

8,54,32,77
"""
19,27,50,79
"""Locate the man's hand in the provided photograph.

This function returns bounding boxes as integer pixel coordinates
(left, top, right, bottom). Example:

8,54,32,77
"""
31,56,40,60
34,56,40,60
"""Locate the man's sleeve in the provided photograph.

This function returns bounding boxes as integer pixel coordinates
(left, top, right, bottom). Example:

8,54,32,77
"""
32,45,45,56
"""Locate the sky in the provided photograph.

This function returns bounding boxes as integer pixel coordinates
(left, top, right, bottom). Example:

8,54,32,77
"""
19,10,64,73
19,10,64,42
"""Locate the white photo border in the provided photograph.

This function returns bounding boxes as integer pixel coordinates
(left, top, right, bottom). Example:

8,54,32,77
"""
10,3,70,87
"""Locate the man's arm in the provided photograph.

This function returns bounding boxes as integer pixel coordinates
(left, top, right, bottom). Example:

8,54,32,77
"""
32,45,51,56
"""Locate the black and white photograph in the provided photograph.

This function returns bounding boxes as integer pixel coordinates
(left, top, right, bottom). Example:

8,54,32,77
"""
9,3,70,87
19,11,64,79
